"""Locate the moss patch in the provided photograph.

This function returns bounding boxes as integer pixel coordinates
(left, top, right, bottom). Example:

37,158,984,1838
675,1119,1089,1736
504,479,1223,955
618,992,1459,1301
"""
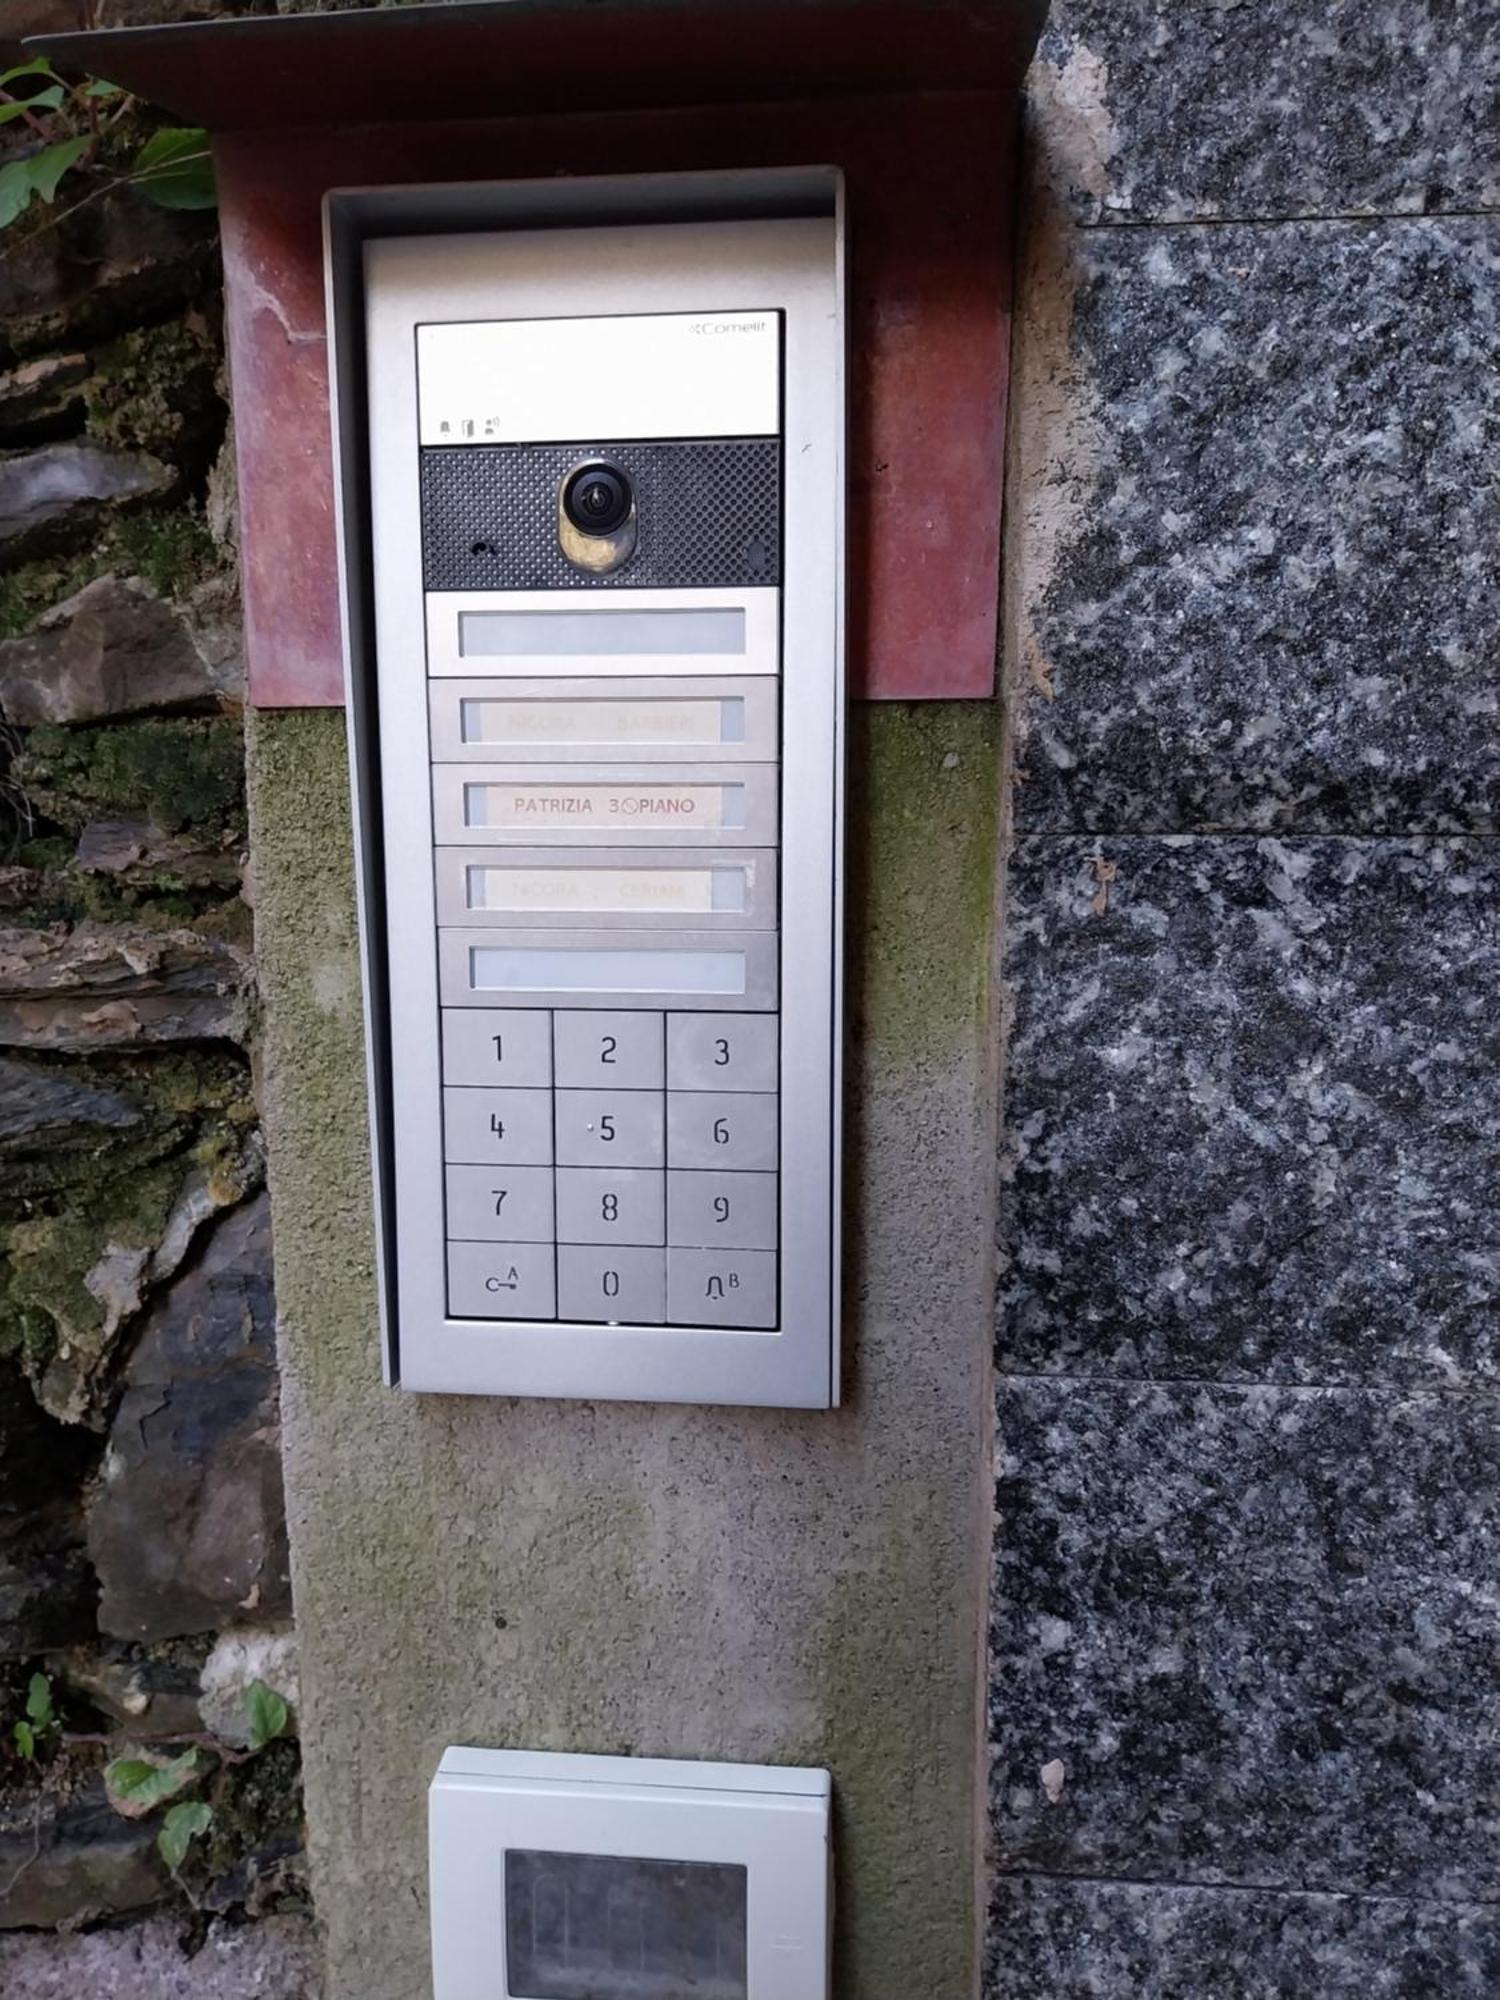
0,513,223,642
848,701,1003,1062
0,1047,259,1413
16,717,245,841
84,316,221,468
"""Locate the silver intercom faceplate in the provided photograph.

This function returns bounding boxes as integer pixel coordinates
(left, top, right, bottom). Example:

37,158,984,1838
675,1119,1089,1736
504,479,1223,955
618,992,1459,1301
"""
354,207,843,1405
429,1748,831,2000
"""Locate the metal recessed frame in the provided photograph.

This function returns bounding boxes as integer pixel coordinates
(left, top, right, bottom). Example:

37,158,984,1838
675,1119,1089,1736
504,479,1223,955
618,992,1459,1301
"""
326,168,845,1406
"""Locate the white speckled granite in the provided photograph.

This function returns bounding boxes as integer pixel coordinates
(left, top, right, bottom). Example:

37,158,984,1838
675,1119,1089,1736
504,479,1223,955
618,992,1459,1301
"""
991,6,1500,1989
1014,217,1499,836
988,1877,1499,1999
991,1381,1500,1899
1000,836,1500,1386
1035,1,1500,222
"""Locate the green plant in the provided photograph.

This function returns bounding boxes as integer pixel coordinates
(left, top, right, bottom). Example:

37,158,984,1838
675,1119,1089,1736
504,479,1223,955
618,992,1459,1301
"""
101,1676,292,1877
0,57,213,238
11,1671,56,1761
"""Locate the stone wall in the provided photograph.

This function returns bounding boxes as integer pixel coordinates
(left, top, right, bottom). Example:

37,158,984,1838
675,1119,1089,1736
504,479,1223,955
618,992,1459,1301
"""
0,101,316,1994
990,5,1498,1996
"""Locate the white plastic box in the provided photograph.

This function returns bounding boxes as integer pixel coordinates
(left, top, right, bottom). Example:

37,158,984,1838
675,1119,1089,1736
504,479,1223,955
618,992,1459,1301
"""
429,1747,831,2000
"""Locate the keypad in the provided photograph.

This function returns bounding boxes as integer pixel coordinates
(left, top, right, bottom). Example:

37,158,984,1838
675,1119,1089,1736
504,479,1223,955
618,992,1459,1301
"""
443,1008,779,1328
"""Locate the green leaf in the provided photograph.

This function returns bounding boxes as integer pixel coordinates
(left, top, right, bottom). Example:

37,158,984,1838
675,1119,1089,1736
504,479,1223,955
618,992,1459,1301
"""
104,1749,202,1819
243,1679,289,1753
25,1673,53,1729
130,126,214,211
84,79,125,101
0,59,57,91
13,1721,35,1761
158,1800,213,1870
0,158,36,230
0,87,65,124
26,136,89,204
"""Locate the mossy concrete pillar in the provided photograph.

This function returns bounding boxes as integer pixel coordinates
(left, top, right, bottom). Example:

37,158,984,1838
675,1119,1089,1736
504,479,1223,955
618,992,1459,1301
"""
247,698,1004,2000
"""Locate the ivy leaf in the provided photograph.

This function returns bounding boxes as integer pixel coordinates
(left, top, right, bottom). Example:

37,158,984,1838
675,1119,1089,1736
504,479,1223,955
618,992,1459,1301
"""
13,1721,35,1761
104,1749,202,1819
0,158,35,230
0,58,57,90
158,1800,213,1870
243,1679,289,1753
0,87,65,124
130,126,215,211
25,1673,53,1729
27,136,89,204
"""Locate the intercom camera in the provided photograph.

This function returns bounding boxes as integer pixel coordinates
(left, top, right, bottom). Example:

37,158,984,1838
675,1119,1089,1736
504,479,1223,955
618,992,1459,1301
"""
328,175,845,1408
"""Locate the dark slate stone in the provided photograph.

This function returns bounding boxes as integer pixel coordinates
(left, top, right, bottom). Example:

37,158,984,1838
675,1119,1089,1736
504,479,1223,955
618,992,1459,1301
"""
1000,836,1500,1386
0,1362,97,1518
989,1379,1500,1901
0,1780,164,1930
88,1194,290,1642
1016,217,1499,835
1035,1,1500,222
0,1511,96,1659
987,1876,1500,2000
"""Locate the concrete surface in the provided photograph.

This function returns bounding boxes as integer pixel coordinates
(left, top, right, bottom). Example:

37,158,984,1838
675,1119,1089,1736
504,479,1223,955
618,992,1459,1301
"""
247,699,1004,2000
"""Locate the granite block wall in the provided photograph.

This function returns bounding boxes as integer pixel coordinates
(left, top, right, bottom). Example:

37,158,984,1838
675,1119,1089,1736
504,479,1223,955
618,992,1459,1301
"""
990,6,1499,1996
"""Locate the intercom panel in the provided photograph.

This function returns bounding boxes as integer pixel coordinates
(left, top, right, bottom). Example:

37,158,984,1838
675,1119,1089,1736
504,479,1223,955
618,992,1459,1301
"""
429,1748,831,2000
351,203,843,1405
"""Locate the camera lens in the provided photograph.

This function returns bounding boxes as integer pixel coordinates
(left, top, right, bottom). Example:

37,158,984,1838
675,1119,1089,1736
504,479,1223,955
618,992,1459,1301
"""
562,461,632,538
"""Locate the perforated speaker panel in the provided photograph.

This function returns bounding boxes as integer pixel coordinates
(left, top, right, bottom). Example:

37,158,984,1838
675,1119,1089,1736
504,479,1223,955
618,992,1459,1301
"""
420,439,781,593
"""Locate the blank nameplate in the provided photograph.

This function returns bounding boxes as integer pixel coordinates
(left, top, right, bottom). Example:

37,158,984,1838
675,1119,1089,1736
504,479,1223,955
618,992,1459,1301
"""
439,928,779,1011
427,588,779,679
433,764,778,846
461,607,745,658
480,947,744,993
435,847,778,930
466,694,735,744
428,677,779,765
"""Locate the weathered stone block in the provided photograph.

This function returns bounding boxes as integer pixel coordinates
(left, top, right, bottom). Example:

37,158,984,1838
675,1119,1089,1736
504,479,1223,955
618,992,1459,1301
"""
75,813,243,888
1011,216,1499,834
0,188,215,366
89,1195,291,1642
52,1640,206,1740
0,1054,140,1148
199,1625,298,1748
999,836,1500,1386
991,1379,1500,1900
0,920,250,1049
1033,1,1500,222
987,1876,1500,2000
0,1780,163,1929
0,575,231,725
0,354,89,447
0,1912,322,1998
0,442,172,558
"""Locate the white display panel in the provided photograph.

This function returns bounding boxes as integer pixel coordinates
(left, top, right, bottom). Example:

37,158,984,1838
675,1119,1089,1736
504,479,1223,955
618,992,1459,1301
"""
428,1749,831,2000
347,199,844,1407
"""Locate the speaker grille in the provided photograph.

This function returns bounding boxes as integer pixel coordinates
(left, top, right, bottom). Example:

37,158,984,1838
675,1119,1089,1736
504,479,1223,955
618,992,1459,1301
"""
420,439,781,593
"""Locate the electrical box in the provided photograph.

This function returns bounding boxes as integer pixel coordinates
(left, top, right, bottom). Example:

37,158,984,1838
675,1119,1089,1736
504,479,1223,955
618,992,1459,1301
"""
429,1748,831,2000
331,177,845,1407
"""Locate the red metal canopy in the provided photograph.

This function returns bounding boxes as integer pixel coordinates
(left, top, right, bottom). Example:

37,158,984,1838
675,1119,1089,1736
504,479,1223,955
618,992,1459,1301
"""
29,0,1047,704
